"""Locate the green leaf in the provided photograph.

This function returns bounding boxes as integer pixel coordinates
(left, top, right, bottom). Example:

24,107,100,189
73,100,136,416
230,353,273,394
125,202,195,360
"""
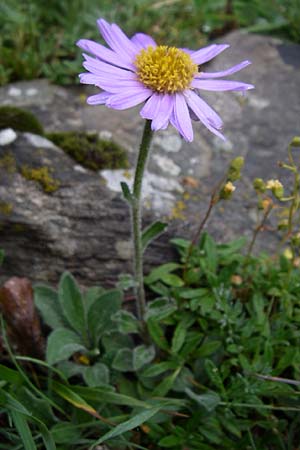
0,248,4,265
185,388,220,412
46,328,86,365
0,364,22,385
133,345,156,371
120,181,133,203
34,284,66,329
83,363,110,387
142,221,167,251
145,263,181,284
112,310,140,334
159,435,183,447
87,289,122,346
171,322,187,354
91,407,160,446
160,273,184,287
52,381,98,416
152,367,181,397
73,385,150,408
204,360,225,392
112,348,134,372
141,361,178,378
58,272,86,335
84,286,105,313
145,298,177,321
147,319,169,351
201,232,218,274
10,410,37,450
196,340,222,357
2,392,56,450
51,422,81,445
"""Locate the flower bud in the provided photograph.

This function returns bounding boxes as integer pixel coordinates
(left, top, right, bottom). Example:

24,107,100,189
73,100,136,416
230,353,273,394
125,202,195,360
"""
277,219,288,230
291,232,300,246
266,179,284,199
283,247,293,260
227,156,244,181
290,136,300,148
253,178,266,193
220,181,236,199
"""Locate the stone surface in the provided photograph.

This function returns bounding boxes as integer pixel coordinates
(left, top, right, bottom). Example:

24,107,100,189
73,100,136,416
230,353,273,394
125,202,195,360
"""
0,31,300,286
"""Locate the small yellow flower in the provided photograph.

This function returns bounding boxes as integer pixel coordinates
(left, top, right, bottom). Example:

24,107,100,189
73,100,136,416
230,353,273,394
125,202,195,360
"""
220,181,236,199
283,247,293,260
266,179,284,199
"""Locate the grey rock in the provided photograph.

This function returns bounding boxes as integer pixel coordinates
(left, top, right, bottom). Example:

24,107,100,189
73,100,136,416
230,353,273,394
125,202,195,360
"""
0,31,300,286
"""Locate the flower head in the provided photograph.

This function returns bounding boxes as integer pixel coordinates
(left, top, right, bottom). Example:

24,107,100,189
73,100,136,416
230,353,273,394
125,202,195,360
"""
77,19,254,142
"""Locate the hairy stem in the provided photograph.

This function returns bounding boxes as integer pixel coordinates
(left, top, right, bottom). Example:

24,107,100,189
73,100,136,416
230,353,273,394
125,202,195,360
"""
132,120,153,320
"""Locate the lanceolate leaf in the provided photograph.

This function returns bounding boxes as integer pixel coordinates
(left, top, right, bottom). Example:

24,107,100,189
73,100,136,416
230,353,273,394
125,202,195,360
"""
91,407,161,446
58,272,86,336
87,289,122,346
34,285,66,329
142,221,168,251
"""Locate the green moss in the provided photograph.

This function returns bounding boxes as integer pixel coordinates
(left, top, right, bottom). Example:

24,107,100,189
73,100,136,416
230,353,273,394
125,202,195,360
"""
21,166,60,193
0,202,13,215
0,106,44,135
46,131,128,171
0,152,17,173
12,223,27,232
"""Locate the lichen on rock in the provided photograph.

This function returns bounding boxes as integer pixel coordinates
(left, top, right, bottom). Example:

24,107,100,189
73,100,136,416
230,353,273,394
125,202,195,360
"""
46,131,128,171
21,166,60,193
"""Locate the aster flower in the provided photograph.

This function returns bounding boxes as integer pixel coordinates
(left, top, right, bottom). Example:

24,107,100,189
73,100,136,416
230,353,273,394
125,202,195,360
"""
77,19,254,142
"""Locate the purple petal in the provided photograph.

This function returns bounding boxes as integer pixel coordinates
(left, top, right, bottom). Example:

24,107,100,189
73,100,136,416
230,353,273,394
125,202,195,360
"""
191,44,230,65
87,92,112,105
197,60,251,79
79,73,144,93
191,79,254,91
106,87,152,110
97,19,138,59
170,93,193,142
151,94,174,131
82,54,136,78
140,93,162,119
185,90,225,140
184,90,222,129
77,39,134,70
131,33,156,50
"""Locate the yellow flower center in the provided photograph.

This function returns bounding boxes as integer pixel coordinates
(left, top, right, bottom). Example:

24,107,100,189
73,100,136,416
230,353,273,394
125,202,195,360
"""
135,45,198,94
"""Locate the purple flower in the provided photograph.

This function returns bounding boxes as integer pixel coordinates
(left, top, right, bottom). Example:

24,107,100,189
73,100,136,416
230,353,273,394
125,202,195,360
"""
77,19,254,142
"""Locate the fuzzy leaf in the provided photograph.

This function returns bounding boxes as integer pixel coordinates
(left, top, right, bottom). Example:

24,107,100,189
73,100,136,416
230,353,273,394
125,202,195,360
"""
46,328,86,365
34,284,66,329
83,363,110,387
87,289,122,346
58,272,86,334
112,348,134,372
133,345,156,371
142,221,167,251
112,310,140,334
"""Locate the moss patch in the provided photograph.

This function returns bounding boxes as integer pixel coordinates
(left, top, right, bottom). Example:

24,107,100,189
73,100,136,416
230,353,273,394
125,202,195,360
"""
0,106,44,135
21,166,60,193
0,202,13,215
46,131,128,171
0,152,17,173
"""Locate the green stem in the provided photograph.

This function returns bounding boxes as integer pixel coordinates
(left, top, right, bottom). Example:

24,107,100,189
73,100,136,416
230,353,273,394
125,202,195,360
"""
132,120,153,320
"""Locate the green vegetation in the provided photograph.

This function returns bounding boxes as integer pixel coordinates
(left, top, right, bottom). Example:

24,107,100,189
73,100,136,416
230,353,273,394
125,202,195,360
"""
1,139,300,449
47,131,129,171
1,0,299,86
0,106,44,135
